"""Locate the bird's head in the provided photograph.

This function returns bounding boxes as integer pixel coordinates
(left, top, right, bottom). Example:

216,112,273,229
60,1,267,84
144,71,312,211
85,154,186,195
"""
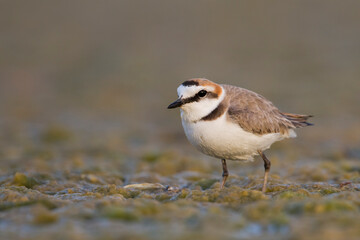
168,78,224,122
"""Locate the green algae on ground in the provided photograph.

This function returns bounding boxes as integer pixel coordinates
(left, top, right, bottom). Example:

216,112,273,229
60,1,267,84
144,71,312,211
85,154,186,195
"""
177,188,191,199
94,185,140,199
276,189,311,200
134,200,161,216
189,186,268,204
32,205,58,224
2,128,360,240
141,152,163,163
102,206,139,221
12,172,40,189
195,178,218,190
285,199,358,216
320,187,341,195
304,199,357,213
244,201,290,226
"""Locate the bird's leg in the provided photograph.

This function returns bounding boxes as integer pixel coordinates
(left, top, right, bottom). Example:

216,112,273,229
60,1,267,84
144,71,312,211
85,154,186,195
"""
221,159,229,189
258,150,271,193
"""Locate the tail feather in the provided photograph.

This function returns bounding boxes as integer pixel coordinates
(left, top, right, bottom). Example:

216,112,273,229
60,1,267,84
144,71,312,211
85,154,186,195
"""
282,113,313,128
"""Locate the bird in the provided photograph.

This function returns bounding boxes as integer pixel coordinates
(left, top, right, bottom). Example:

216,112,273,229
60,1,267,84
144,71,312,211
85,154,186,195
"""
167,78,312,192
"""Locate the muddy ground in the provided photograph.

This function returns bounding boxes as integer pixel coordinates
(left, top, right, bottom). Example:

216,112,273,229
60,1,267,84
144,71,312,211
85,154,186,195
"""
0,122,360,240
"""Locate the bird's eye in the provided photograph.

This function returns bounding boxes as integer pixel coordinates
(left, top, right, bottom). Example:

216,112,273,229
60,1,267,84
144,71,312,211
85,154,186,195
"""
198,90,207,97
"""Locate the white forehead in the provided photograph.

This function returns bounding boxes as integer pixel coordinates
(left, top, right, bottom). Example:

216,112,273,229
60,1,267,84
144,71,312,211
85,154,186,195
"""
177,85,215,98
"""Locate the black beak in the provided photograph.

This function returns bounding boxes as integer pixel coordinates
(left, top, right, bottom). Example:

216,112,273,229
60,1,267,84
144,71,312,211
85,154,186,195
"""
167,98,183,109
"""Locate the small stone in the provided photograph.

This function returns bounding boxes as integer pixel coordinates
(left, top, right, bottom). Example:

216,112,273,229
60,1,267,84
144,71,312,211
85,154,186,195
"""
124,183,165,190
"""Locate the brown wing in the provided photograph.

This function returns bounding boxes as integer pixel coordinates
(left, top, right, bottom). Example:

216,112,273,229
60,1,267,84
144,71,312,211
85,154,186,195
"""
222,85,296,135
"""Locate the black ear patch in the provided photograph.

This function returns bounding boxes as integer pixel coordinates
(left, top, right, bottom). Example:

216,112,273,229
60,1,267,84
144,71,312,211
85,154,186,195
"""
182,80,199,86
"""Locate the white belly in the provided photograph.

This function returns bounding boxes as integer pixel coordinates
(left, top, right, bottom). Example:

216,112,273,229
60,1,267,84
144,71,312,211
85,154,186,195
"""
181,113,290,161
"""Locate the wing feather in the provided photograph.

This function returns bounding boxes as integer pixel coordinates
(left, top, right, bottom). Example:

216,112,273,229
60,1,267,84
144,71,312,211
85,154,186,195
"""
222,85,296,135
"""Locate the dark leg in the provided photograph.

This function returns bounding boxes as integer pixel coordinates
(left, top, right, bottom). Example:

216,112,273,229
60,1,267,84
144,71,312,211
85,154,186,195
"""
221,159,229,189
257,150,271,192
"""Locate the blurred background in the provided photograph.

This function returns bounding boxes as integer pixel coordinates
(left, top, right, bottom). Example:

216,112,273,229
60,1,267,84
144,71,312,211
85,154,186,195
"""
1,1,360,239
1,0,360,150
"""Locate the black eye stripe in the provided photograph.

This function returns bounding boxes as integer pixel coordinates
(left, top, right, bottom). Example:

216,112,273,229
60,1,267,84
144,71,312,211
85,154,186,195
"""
181,91,219,105
182,95,201,104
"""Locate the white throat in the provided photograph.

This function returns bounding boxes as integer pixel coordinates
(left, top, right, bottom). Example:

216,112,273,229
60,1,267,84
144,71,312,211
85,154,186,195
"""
180,87,225,122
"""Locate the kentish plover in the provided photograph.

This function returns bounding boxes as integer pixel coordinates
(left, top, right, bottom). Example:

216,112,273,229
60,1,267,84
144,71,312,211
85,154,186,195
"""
168,78,312,192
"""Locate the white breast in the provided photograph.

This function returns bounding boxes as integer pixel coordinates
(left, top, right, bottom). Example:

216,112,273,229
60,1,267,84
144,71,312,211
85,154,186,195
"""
181,112,288,161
